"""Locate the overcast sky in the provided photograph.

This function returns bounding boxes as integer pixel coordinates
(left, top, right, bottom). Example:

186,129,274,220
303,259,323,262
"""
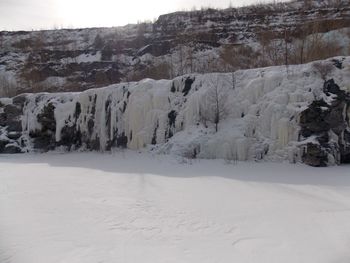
0,0,272,31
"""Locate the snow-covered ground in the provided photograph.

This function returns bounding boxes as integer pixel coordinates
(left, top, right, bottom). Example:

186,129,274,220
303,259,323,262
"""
1,152,350,263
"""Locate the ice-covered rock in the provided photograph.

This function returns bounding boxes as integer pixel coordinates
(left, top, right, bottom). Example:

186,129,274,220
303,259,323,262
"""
0,57,350,166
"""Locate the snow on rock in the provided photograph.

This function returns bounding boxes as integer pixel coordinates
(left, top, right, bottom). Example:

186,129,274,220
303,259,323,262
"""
0,57,350,166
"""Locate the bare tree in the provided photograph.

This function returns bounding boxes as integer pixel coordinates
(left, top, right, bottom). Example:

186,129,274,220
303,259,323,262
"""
201,76,229,132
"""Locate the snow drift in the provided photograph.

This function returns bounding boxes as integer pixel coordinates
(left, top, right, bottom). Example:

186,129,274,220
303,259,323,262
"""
0,57,350,166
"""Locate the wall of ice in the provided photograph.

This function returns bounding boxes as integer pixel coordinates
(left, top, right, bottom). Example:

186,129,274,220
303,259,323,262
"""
2,57,350,163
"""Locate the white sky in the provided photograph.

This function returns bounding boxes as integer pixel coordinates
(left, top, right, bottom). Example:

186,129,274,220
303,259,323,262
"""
0,0,272,31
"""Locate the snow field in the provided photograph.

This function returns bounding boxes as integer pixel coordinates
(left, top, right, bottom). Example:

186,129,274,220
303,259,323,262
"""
1,152,350,263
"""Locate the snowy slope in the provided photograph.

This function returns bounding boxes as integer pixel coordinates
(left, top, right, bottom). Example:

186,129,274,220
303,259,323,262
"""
1,152,350,263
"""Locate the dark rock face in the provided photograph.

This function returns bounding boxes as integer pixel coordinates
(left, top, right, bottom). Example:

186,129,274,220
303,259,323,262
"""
300,79,350,166
3,104,23,132
182,77,194,96
300,100,330,137
0,113,6,126
302,143,332,167
0,139,8,152
56,101,83,150
74,102,81,119
170,82,176,93
4,104,22,116
31,103,57,151
116,133,128,148
7,131,21,140
151,121,159,145
37,103,56,132
331,59,343,70
341,129,350,163
59,126,82,150
167,110,177,139
87,119,95,135
12,94,27,108
3,144,22,154
7,120,22,132
0,98,26,154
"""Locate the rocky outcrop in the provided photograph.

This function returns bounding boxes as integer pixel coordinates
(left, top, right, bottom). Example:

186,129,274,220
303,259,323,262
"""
0,96,25,153
300,79,350,166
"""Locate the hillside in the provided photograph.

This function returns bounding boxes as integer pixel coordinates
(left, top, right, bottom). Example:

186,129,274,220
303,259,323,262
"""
0,0,350,96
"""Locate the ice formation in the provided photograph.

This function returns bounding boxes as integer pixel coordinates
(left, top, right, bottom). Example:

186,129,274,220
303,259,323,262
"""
1,57,350,165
